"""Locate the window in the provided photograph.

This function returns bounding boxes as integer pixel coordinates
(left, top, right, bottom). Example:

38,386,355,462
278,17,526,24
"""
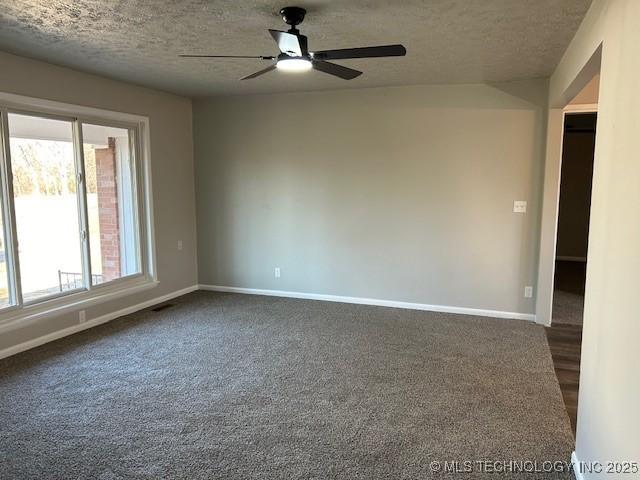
83,123,141,284
8,114,84,302
0,94,154,321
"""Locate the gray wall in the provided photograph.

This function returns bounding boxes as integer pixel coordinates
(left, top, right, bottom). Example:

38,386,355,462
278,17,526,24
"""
0,51,198,351
194,81,548,315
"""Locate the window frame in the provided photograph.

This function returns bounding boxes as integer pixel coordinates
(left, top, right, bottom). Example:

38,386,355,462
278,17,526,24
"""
0,92,157,329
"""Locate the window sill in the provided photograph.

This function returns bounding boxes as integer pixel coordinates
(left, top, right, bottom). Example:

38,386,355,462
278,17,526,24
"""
0,277,159,333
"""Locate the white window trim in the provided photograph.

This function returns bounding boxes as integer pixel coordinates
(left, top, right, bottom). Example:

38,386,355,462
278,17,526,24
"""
0,91,157,330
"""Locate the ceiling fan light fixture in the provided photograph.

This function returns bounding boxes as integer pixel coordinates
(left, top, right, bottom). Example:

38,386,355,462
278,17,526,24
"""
276,57,312,72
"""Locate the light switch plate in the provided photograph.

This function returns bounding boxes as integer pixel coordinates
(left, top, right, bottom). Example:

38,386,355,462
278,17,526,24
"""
513,200,527,213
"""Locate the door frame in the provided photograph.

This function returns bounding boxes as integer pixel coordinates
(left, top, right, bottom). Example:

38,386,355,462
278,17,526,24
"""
535,104,598,326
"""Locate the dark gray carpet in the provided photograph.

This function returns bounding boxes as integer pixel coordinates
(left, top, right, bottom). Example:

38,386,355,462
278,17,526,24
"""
0,292,574,479
552,290,584,325
553,260,586,326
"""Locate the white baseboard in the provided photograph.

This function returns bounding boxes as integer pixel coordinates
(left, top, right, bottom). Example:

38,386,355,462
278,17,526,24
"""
572,451,585,480
199,284,536,322
557,256,587,262
0,285,198,360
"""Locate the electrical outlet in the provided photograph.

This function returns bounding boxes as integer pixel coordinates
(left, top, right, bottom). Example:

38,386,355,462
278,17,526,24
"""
513,200,527,213
177,240,183,251
524,286,533,298
274,267,281,278
79,310,86,323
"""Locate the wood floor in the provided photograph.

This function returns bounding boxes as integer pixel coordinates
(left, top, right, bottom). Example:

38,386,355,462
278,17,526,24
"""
545,322,582,435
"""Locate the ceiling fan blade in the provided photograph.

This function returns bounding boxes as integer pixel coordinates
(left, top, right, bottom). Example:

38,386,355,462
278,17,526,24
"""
240,64,277,80
312,44,406,60
180,54,275,59
312,60,362,80
269,29,308,57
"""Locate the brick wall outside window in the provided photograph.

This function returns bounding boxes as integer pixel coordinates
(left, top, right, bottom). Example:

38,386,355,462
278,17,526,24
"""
94,138,120,281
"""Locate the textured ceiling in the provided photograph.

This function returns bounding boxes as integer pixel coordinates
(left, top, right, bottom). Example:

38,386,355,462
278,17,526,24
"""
0,0,592,97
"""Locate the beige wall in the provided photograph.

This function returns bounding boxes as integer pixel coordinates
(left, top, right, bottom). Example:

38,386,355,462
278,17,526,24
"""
569,74,600,105
194,80,548,316
548,0,640,474
0,51,198,351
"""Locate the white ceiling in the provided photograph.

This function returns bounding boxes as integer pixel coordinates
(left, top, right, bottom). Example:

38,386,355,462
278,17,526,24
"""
0,0,592,97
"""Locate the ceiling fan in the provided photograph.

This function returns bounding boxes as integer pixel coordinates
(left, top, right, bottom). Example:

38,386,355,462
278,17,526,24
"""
179,6,407,80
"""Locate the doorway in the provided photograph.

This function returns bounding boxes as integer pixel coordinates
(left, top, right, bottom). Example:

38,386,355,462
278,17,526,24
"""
553,111,596,326
545,106,597,435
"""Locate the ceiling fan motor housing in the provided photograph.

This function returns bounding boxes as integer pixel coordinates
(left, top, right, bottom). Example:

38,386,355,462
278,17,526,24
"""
280,6,306,31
